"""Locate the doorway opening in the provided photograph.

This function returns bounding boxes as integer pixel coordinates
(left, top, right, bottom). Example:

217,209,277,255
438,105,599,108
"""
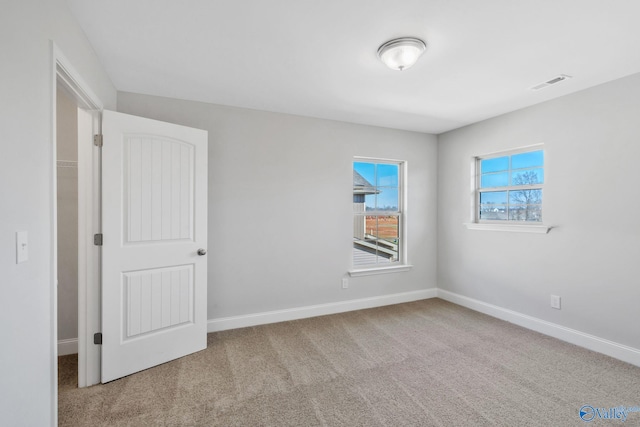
56,85,81,387
53,44,103,405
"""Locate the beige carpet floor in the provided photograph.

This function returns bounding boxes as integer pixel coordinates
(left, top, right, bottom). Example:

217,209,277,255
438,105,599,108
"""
58,299,640,426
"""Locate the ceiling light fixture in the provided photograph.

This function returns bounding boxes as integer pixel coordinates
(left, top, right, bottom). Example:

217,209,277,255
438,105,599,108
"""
377,37,426,71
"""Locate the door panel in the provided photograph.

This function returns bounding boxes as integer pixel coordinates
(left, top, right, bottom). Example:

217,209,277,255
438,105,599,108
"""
124,136,194,243
123,265,193,339
101,110,207,383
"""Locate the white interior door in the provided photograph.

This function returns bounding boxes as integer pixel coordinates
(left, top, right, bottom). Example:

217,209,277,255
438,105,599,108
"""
101,110,208,383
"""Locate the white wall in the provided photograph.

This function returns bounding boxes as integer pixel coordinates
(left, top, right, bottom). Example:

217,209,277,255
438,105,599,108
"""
56,87,78,343
437,72,640,351
0,1,116,425
117,92,438,320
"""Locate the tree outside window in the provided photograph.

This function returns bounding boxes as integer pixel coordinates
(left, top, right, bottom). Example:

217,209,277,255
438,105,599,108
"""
478,149,544,222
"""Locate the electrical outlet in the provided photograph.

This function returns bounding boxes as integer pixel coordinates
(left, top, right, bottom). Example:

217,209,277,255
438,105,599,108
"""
341,278,349,289
550,295,561,310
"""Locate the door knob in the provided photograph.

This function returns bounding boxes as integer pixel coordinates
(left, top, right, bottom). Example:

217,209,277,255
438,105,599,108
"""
197,248,207,256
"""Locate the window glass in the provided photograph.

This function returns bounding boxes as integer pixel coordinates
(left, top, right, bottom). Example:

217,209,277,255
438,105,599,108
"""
354,162,375,184
476,148,544,223
508,189,542,204
480,191,507,204
377,188,398,211
481,156,509,173
511,168,544,185
364,193,376,211
508,203,542,221
353,160,403,268
511,150,543,169
377,163,399,187
480,172,509,188
479,191,508,221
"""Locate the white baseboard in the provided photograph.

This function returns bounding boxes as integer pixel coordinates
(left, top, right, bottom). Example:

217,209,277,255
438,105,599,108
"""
437,289,640,368
208,288,438,332
58,338,78,356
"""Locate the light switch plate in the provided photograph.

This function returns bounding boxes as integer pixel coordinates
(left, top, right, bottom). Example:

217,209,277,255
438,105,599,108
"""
16,231,28,263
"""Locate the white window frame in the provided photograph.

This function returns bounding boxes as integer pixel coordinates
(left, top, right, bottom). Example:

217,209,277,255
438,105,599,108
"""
465,144,552,234
349,157,411,276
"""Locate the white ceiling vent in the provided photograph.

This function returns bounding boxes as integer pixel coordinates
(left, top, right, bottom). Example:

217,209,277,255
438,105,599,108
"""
530,74,572,91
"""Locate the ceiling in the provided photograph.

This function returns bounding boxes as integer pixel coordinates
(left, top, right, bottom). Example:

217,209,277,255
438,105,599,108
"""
66,0,640,134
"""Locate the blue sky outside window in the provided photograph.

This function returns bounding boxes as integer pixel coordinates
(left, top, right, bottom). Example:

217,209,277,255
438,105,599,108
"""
478,149,544,222
354,162,399,211
481,173,509,188
480,150,544,188
511,150,543,169
480,191,507,204
481,156,508,174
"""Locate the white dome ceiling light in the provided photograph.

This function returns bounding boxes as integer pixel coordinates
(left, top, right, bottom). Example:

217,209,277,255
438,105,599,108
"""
377,37,426,71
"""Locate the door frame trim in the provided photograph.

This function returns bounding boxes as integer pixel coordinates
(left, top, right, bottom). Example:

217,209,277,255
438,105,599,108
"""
51,42,103,415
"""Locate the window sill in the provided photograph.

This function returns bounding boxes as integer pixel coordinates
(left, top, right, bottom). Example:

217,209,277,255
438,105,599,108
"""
348,265,413,277
464,223,552,234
